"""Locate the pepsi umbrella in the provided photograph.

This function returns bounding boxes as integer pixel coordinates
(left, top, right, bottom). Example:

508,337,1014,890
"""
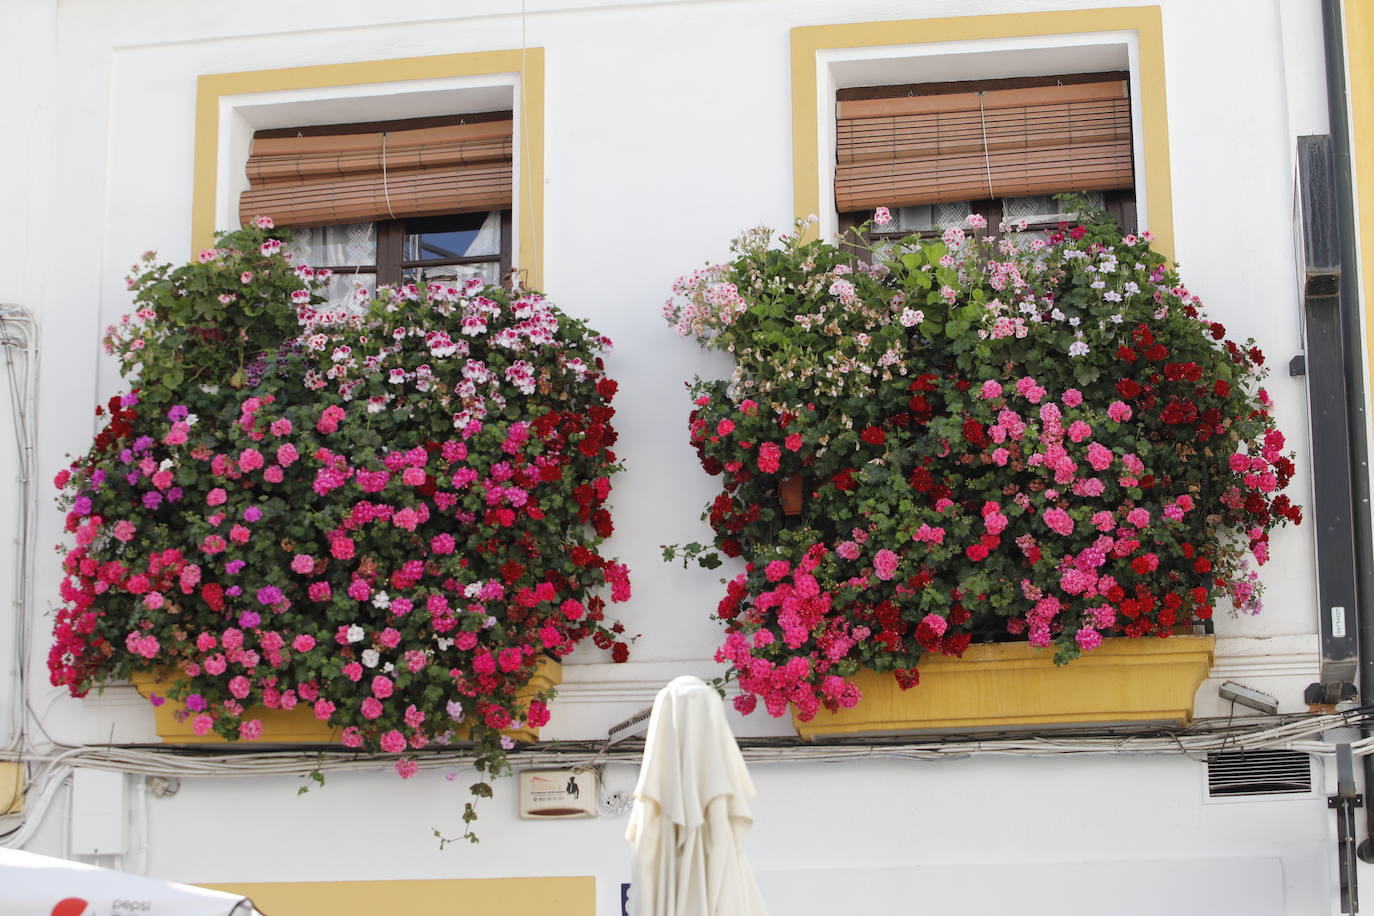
0,846,258,916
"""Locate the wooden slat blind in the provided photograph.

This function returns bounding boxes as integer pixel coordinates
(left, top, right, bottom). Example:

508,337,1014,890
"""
835,80,1133,212
240,119,513,228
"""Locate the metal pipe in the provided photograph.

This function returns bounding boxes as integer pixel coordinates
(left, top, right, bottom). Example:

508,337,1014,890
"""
1317,0,1374,862
1334,742,1362,912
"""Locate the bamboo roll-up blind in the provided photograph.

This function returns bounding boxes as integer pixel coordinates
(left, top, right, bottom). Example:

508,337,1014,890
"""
835,80,1133,212
240,119,513,228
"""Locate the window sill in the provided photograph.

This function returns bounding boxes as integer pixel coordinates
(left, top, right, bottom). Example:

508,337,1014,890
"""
793,635,1215,739
130,658,562,745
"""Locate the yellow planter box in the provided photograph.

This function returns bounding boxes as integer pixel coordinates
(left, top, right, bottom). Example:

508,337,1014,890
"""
793,635,1215,739
131,658,562,745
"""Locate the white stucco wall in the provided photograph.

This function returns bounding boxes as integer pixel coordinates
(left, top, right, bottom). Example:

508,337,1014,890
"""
0,0,1359,912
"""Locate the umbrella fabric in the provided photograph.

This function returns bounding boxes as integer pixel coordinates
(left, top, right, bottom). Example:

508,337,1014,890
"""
625,675,766,916
0,846,256,916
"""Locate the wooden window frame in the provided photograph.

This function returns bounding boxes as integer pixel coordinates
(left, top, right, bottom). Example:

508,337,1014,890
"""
836,72,1138,254
839,190,1137,256
302,209,513,290
267,113,516,289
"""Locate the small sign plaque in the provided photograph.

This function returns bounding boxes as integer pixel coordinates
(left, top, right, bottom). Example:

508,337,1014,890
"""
518,768,599,819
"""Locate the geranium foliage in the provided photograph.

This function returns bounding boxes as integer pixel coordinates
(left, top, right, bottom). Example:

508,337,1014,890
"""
665,204,1300,721
52,221,630,831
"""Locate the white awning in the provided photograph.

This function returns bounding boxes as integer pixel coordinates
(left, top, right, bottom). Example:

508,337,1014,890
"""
0,846,260,916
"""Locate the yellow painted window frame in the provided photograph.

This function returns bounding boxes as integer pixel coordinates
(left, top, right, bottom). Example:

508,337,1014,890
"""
790,6,1176,262
192,49,546,290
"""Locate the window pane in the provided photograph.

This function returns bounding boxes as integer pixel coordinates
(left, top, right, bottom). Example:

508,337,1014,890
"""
318,272,376,312
283,222,377,269
1002,192,1105,227
933,201,973,228
874,201,972,234
889,205,935,232
403,210,501,262
1008,231,1055,253
403,261,501,289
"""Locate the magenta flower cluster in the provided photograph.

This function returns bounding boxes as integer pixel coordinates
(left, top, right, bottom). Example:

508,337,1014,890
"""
53,222,630,825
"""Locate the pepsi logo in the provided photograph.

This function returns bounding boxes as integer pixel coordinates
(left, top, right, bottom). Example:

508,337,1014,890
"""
50,899,92,916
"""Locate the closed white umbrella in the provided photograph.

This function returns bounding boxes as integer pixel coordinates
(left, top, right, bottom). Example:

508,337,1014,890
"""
0,846,258,916
625,675,767,916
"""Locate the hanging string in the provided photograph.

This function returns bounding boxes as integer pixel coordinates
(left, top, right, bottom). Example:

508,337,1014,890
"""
380,131,397,220
977,91,995,200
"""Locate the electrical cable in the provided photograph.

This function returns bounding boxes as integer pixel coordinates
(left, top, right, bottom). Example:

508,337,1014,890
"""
0,305,37,754
380,132,397,220
976,91,995,200
2,708,1368,847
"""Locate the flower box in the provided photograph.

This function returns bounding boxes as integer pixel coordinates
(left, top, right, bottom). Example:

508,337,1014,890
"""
668,208,1295,737
132,658,562,745
792,635,1214,739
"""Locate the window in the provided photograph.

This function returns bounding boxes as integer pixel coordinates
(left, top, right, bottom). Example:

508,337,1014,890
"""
833,72,1137,248
239,113,514,308
279,210,511,308
855,192,1125,261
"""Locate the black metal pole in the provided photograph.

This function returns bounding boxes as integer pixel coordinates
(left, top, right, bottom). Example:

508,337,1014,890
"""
1317,0,1374,863
1334,742,1364,912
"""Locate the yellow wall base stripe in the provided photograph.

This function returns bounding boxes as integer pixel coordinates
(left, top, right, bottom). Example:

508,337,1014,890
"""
201,875,594,916
0,762,22,815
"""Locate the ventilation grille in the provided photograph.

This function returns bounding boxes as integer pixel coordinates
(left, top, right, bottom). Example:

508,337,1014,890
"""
1207,750,1313,798
607,707,654,745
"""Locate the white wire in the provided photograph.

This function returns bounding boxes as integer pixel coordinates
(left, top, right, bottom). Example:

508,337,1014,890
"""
380,132,397,220
0,712,1364,778
2,712,1365,847
0,304,37,753
977,91,995,199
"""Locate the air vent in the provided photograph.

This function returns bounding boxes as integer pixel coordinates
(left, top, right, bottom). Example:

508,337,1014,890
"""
607,707,654,745
1207,750,1312,798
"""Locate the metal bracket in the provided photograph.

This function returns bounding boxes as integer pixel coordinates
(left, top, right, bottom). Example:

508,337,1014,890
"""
1331,795,1365,809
